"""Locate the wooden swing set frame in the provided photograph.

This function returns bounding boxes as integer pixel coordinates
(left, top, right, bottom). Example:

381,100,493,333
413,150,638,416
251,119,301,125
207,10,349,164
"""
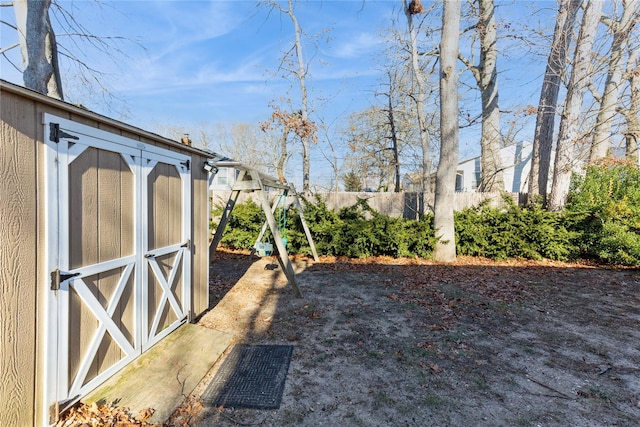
208,160,319,298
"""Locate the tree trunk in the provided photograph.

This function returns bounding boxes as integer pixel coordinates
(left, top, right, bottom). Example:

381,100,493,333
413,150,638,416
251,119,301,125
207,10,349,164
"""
386,78,401,192
622,44,640,164
528,0,581,201
549,0,604,211
277,127,289,184
433,0,461,263
477,0,503,192
589,0,639,162
403,0,432,192
14,0,64,99
286,0,312,195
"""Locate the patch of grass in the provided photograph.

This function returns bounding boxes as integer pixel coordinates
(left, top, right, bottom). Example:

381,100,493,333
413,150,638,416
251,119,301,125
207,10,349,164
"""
441,329,467,342
439,285,477,302
513,416,533,427
281,408,305,425
373,391,396,407
315,352,331,363
578,385,611,403
490,301,512,314
423,392,445,408
322,337,335,346
342,308,359,318
401,342,437,367
367,350,383,359
345,411,367,427
472,374,489,390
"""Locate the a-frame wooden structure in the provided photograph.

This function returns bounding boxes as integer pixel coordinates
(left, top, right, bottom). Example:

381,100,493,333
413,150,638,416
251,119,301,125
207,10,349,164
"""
208,160,318,298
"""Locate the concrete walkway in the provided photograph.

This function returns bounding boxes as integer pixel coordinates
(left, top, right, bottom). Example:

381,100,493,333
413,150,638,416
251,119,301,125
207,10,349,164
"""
82,323,233,424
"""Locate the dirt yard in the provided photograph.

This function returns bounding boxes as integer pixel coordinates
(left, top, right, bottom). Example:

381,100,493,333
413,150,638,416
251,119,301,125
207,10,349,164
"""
186,250,640,427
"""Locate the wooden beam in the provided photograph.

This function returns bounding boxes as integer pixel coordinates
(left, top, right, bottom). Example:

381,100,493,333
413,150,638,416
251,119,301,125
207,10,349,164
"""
209,171,246,260
290,186,319,262
251,189,284,257
215,160,289,191
230,180,262,191
251,171,301,298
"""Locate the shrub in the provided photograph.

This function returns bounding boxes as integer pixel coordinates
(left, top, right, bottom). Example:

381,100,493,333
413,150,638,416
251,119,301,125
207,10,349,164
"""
564,157,640,265
455,196,576,261
213,195,436,259
211,198,263,249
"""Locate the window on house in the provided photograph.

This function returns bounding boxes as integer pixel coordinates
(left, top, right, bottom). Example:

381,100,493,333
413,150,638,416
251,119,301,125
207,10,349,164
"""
216,169,228,186
455,172,464,192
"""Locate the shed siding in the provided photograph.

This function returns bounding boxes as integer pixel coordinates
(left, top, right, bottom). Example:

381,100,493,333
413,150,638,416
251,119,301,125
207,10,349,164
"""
1,91,38,426
1,82,211,426
192,162,209,317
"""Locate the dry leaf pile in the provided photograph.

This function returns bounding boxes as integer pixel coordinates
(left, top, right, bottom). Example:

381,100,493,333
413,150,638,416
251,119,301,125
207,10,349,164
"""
56,402,156,427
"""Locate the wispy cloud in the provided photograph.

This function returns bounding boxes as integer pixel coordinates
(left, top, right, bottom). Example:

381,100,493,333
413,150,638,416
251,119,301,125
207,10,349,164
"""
331,32,383,59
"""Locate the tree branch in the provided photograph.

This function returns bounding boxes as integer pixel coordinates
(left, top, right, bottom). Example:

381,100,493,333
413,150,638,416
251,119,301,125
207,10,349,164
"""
0,41,19,55
1,19,17,30
588,81,603,104
457,52,480,85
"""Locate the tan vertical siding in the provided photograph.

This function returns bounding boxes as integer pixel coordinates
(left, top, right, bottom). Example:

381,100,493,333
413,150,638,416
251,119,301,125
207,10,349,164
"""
97,150,126,374
68,147,99,384
0,91,38,426
192,157,209,317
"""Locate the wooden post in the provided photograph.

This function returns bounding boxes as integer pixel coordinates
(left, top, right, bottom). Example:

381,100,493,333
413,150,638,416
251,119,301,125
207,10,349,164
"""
208,170,247,261
290,185,319,262
252,188,286,257
251,171,302,298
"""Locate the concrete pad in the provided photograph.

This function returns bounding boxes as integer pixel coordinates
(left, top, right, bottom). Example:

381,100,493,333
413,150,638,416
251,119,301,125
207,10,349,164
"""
82,323,233,423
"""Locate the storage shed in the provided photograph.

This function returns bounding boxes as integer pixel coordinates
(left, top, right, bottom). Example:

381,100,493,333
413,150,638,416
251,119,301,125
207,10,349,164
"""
1,79,214,426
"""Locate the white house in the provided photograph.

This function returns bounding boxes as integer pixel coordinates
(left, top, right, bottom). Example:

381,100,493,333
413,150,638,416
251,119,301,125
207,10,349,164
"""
210,166,239,191
402,141,533,193
456,141,532,192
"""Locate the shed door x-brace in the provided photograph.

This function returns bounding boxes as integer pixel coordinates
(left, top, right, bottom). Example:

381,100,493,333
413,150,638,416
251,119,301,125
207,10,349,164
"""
43,114,191,418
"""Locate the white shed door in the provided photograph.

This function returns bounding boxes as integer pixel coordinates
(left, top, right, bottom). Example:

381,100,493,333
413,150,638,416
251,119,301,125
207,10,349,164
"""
44,115,191,409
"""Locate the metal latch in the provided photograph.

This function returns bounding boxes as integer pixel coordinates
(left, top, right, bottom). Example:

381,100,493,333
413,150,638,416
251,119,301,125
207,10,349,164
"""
49,123,79,143
180,159,191,171
50,268,80,291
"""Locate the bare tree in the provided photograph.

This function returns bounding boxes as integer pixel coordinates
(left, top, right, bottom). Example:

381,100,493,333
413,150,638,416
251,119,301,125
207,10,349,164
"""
315,116,342,193
589,0,640,162
620,40,640,163
528,0,582,201
433,0,461,262
379,68,404,192
260,105,317,184
402,0,435,192
548,0,605,211
3,1,140,113
458,0,504,192
265,0,316,194
10,0,63,98
343,106,397,191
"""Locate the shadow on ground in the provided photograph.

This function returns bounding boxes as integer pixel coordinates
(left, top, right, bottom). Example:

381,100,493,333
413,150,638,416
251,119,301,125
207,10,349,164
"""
189,252,640,427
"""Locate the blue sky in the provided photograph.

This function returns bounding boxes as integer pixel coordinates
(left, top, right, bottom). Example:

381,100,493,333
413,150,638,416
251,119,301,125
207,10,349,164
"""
1,0,559,189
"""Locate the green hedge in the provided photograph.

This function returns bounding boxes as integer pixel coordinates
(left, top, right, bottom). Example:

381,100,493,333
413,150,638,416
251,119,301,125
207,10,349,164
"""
212,196,436,259
454,196,577,261
211,159,639,265
564,158,640,265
